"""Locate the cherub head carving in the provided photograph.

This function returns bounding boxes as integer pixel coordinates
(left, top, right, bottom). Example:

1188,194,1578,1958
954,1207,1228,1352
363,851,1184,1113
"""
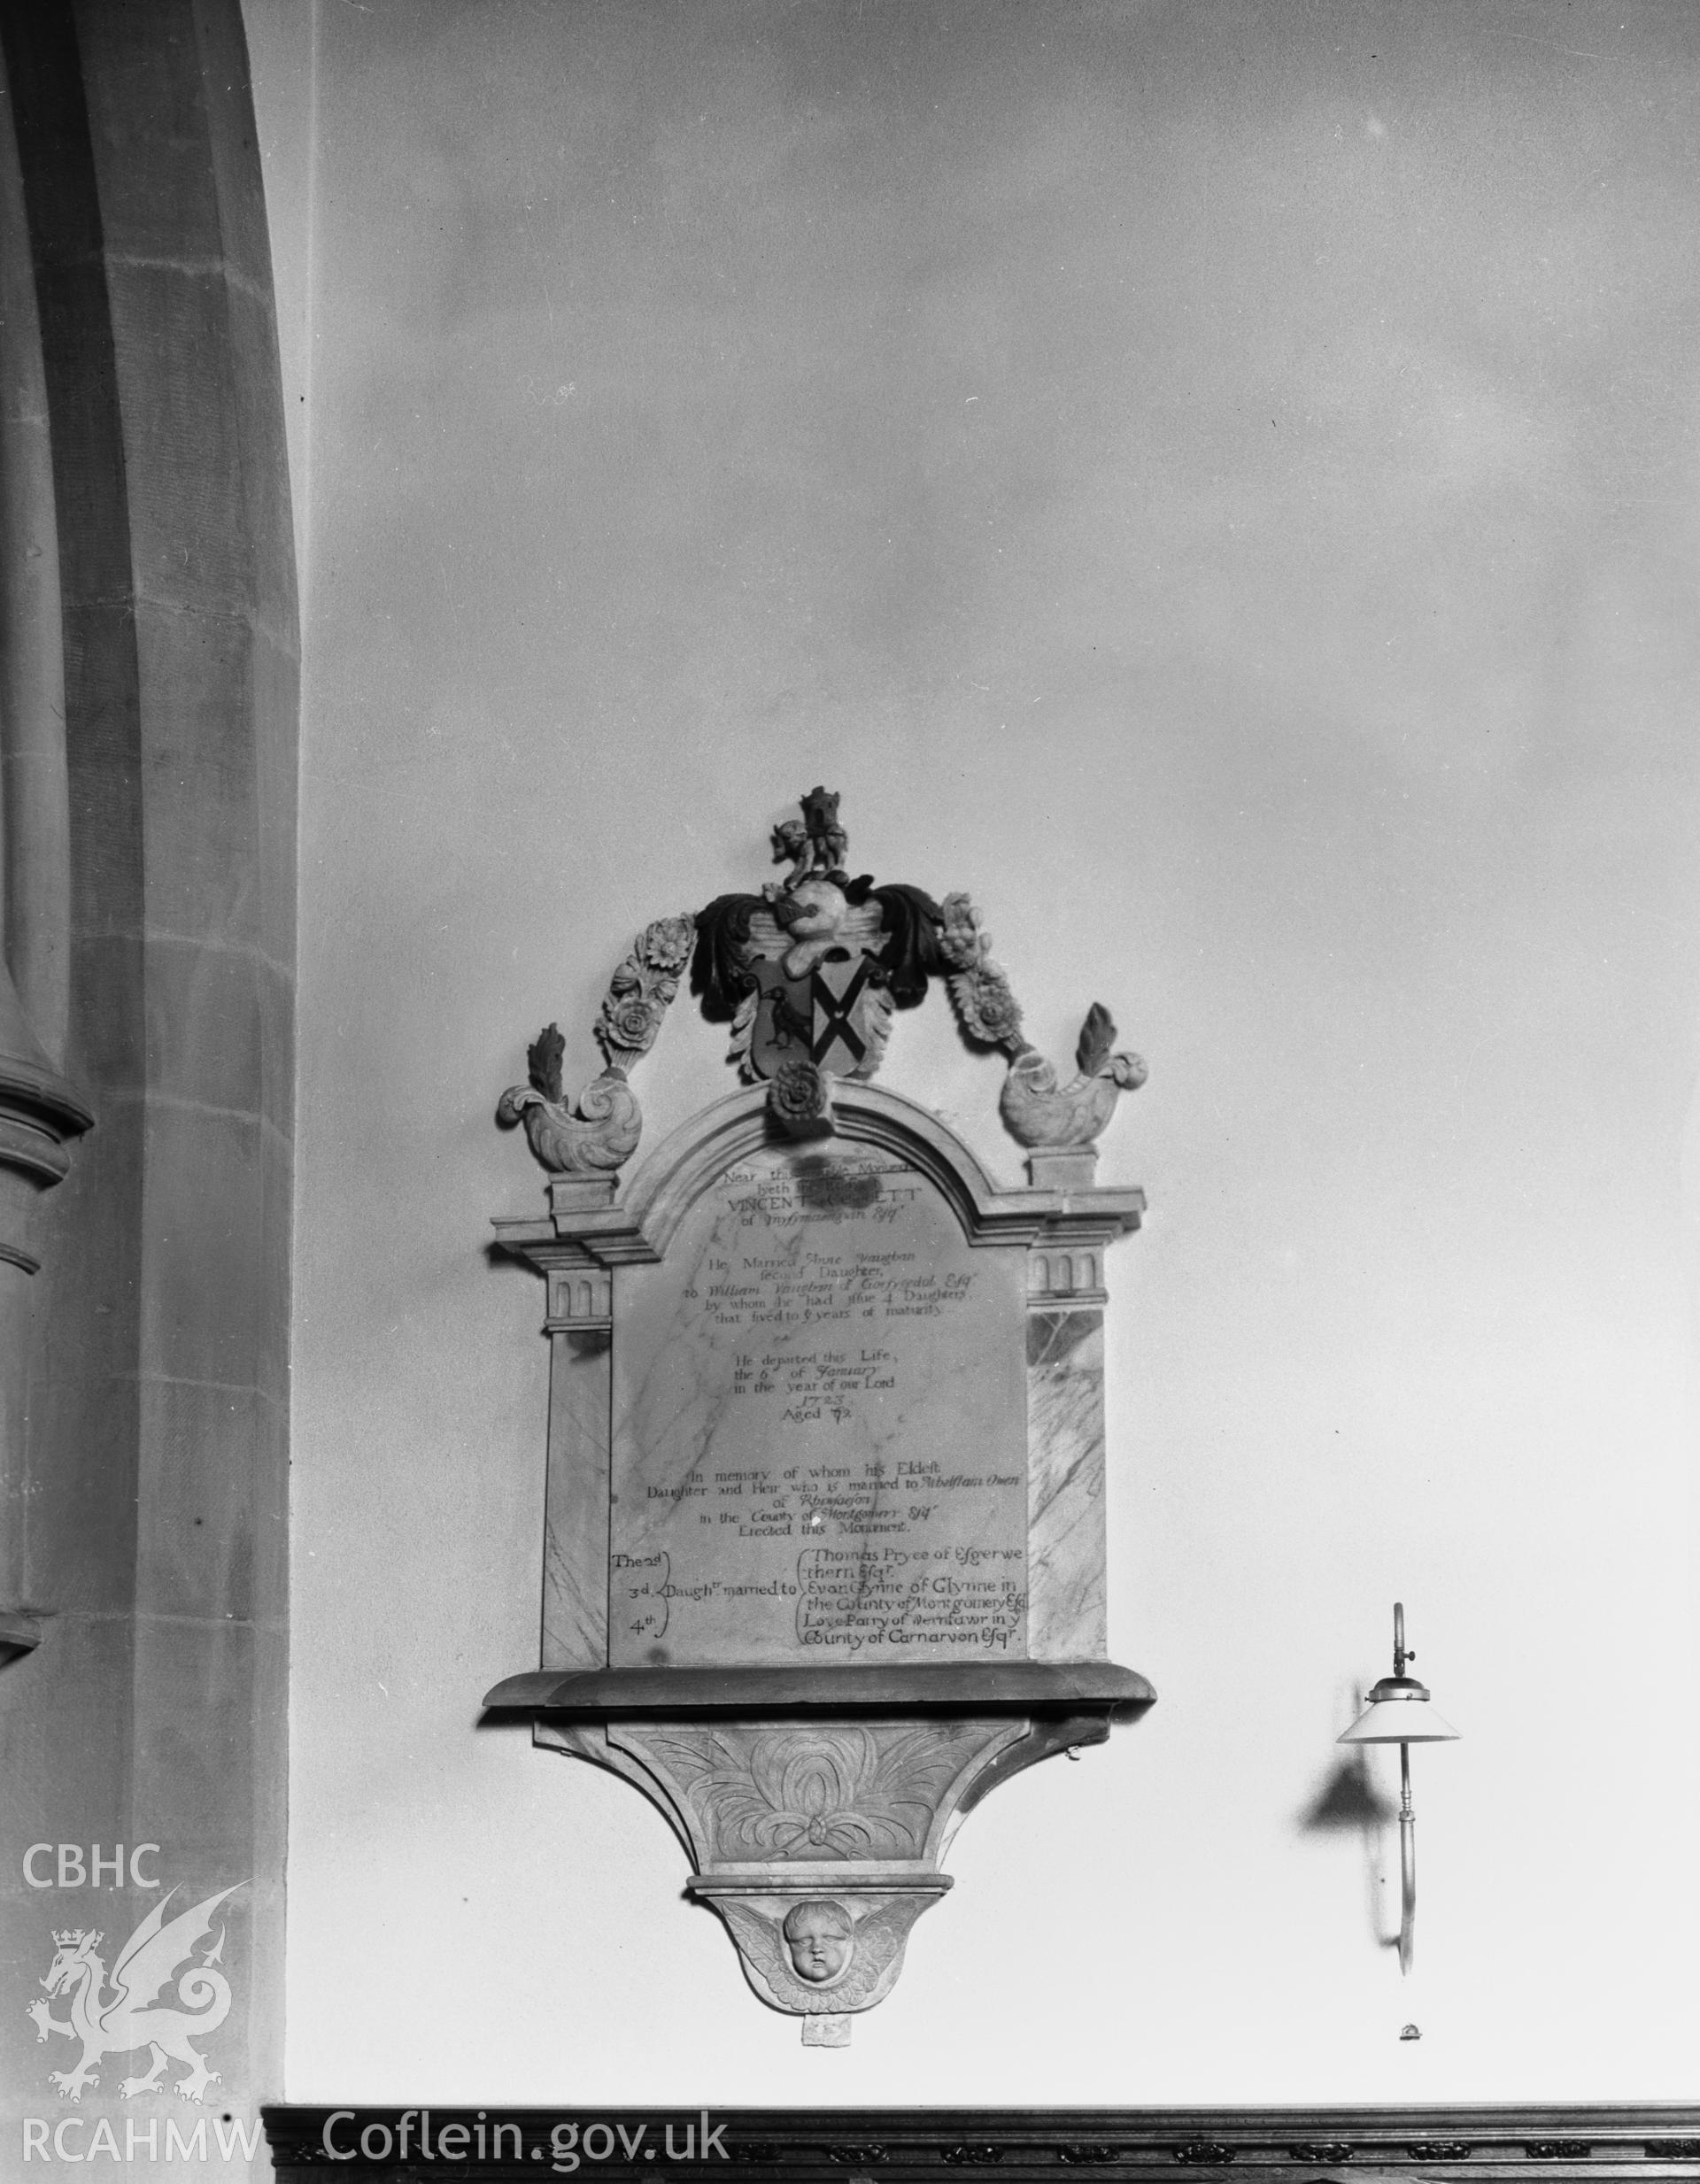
781,1898,854,1987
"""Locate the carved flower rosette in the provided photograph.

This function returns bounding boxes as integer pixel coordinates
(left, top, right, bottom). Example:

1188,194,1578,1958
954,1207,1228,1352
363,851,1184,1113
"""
596,915,694,1072
937,891,1026,1054
766,1058,832,1138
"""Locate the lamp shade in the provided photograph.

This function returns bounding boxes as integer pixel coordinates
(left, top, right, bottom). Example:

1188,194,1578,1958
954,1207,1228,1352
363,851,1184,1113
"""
1339,1673,1460,1745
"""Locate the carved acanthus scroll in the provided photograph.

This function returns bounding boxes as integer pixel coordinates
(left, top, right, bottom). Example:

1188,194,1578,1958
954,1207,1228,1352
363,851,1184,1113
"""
937,891,1148,1153
497,914,694,1175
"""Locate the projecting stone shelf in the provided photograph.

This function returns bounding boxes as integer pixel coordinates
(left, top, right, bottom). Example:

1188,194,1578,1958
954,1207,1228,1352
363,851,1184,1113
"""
484,1659,1155,1717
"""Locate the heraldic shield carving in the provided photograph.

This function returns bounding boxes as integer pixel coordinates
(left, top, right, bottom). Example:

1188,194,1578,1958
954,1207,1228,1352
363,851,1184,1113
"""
487,793,1156,2041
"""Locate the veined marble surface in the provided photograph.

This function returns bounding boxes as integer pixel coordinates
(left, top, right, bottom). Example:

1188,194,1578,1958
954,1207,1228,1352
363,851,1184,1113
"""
542,1324,612,1670
1025,1308,1109,1661
607,1144,1030,1667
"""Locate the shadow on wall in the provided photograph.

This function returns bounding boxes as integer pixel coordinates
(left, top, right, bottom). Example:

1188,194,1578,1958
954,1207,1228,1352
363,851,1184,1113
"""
1295,1691,1402,1963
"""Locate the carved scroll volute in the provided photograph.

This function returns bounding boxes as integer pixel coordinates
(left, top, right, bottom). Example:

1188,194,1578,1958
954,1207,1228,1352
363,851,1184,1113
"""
497,915,695,1177
935,893,1147,1169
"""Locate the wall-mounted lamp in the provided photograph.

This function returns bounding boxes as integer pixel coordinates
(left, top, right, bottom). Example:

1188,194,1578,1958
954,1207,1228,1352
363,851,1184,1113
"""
1338,1602,1458,1975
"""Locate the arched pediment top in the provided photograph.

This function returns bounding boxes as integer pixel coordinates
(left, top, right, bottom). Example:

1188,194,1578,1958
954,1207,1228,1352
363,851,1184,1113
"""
624,1083,1016,1256
494,1081,1143,1268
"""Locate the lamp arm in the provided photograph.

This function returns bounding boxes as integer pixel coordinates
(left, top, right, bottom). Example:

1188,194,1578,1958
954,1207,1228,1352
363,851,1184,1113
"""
1397,1739,1416,1976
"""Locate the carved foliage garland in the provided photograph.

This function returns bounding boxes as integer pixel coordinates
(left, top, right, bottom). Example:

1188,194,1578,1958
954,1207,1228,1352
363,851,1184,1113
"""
496,914,694,1175
595,915,695,1069
937,891,1026,1053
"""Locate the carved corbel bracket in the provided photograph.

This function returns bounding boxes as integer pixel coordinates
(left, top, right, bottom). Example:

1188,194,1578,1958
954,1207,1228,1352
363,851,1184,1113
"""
514,1680,1146,2040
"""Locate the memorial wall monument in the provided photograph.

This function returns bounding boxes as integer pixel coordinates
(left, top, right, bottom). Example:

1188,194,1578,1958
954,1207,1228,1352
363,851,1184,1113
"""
486,793,1155,2041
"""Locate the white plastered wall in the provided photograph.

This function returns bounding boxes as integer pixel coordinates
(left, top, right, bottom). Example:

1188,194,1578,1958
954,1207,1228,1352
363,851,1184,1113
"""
245,0,1700,2108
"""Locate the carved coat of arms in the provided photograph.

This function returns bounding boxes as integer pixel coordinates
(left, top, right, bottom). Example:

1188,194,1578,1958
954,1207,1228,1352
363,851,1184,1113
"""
693,786,943,1107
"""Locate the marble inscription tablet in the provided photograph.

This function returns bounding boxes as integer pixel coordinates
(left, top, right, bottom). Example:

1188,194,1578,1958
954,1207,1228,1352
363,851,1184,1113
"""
609,1144,1029,1667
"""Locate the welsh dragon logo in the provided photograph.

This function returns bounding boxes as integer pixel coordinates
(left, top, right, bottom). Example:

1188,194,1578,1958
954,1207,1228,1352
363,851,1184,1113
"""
27,1886,238,2103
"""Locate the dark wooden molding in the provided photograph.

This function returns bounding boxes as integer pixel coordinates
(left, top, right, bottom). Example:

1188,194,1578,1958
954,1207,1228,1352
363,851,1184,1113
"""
263,2105,1700,2180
